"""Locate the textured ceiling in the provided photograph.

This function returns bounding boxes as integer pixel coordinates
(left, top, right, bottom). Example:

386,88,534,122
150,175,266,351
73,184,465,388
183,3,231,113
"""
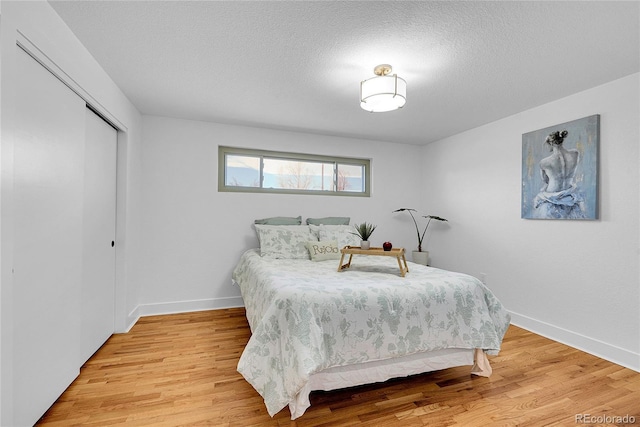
49,1,639,145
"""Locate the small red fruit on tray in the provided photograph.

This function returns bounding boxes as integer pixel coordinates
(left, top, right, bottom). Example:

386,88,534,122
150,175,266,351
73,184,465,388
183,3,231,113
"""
383,242,393,251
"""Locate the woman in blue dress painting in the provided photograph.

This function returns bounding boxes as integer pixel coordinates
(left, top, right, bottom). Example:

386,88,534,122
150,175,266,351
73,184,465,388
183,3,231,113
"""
533,130,586,219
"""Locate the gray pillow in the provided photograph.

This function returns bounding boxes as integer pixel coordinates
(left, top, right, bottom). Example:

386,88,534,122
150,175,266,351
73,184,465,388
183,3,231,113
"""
306,216,350,225
254,216,302,225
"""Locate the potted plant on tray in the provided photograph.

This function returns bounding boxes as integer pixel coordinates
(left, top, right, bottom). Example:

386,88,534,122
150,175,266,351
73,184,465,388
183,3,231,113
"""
393,208,448,265
351,222,376,250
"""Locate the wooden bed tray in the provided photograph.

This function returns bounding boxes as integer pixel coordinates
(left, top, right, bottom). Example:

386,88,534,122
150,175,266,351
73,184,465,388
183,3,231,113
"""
338,245,409,277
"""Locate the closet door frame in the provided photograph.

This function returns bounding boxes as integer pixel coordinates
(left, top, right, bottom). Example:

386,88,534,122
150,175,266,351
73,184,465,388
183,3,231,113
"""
14,32,128,334
1,13,131,426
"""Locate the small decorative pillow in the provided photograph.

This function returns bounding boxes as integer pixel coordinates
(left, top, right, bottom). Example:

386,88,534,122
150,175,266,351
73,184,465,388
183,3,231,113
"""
306,240,341,261
255,224,316,259
306,217,350,225
254,216,302,225
318,225,361,248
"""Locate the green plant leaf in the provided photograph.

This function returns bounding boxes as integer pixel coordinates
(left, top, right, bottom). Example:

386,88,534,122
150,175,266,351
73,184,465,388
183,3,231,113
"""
393,209,448,251
350,222,377,241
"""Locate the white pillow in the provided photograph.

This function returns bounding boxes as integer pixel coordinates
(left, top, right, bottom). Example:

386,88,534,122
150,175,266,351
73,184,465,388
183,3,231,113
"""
308,224,321,240
318,225,361,248
254,225,317,259
305,240,341,261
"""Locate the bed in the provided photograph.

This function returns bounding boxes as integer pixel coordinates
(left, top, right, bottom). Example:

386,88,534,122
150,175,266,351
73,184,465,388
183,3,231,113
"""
232,224,510,419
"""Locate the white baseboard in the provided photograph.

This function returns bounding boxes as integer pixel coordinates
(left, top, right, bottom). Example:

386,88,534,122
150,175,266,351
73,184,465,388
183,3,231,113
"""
120,306,639,373
509,311,639,373
124,306,141,333
122,296,245,333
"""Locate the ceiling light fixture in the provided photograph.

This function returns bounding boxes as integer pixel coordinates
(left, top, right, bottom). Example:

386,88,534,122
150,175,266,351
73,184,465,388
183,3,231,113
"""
360,64,407,113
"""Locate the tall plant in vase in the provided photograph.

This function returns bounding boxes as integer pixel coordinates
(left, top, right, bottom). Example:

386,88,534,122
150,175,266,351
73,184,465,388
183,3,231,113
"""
393,208,448,265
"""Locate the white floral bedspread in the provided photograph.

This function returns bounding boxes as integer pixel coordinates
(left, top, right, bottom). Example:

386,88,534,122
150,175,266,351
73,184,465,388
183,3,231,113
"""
232,249,510,417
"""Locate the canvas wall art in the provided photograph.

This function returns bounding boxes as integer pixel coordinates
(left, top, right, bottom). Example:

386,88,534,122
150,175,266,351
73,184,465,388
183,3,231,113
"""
521,115,599,220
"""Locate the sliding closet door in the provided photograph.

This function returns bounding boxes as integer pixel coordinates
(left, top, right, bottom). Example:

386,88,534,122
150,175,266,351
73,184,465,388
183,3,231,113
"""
81,108,117,364
12,47,85,426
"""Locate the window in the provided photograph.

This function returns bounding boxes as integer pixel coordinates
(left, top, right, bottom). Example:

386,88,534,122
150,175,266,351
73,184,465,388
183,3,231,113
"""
218,146,370,197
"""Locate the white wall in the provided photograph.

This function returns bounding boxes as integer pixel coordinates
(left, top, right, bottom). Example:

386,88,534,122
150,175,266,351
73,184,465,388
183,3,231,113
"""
421,74,640,371
1,9,635,424
1,1,143,424
134,115,424,317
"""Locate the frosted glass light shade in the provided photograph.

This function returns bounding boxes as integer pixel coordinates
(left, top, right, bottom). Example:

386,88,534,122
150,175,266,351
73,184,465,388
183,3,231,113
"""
360,74,407,113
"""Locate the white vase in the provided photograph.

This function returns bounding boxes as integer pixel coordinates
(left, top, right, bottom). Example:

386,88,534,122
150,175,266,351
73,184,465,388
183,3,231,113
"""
360,240,371,250
412,250,429,266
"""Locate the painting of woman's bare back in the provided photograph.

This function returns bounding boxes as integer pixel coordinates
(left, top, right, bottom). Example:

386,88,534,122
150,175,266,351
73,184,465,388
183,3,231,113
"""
522,115,599,220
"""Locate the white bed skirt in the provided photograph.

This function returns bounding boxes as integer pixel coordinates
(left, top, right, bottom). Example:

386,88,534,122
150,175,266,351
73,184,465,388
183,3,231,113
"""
289,348,492,419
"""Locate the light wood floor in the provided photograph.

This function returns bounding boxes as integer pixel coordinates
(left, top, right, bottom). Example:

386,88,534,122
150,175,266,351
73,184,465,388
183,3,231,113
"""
37,308,640,426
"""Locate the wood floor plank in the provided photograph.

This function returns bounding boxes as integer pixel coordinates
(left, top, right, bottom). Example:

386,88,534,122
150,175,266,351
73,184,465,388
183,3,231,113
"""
36,308,640,426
